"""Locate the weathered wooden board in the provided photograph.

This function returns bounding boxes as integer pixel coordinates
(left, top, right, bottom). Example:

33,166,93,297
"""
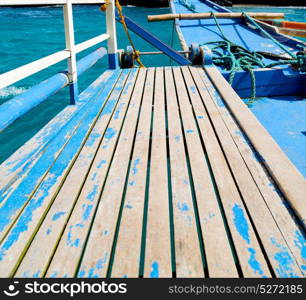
142,68,172,278
111,68,155,278
178,66,238,277
164,67,204,278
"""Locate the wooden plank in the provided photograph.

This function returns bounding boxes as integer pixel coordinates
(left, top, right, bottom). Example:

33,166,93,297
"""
0,70,116,199
142,68,172,278
0,70,127,277
14,69,138,278
148,12,285,22
176,67,238,277
164,67,204,278
45,69,145,278
0,70,122,242
178,68,270,277
76,69,147,278
204,66,306,228
190,66,303,278
111,68,155,278
194,66,306,277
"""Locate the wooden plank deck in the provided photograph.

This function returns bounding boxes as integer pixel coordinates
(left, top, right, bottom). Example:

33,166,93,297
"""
0,66,305,278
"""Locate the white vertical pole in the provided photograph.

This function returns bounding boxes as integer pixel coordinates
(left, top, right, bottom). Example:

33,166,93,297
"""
106,0,118,69
63,0,78,104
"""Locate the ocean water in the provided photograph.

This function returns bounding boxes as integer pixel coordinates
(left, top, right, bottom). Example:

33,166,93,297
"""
0,5,180,163
0,5,305,163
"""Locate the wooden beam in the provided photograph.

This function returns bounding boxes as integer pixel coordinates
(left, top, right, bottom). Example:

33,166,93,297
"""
278,28,306,39
148,12,285,22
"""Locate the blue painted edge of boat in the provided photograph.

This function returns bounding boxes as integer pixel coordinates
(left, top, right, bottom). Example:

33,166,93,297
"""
0,47,107,133
108,53,119,69
222,67,306,98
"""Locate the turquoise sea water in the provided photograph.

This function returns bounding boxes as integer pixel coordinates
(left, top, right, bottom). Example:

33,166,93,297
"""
0,5,305,163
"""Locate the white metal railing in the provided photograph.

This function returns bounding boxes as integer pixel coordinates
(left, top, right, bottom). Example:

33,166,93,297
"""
0,0,118,103
0,1,106,5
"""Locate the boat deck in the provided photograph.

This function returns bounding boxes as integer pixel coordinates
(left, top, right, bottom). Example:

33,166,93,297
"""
0,66,305,278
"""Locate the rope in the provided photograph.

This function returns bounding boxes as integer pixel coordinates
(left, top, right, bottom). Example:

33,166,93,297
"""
114,0,145,68
200,12,300,99
243,13,297,59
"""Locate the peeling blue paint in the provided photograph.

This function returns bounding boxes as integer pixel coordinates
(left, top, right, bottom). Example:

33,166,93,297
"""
197,115,204,119
114,103,125,120
248,247,264,276
101,99,117,116
46,227,52,235
105,128,117,140
178,202,189,212
270,237,299,277
129,180,135,186
150,261,159,278
49,271,58,278
293,230,306,271
175,136,180,142
86,132,101,147
78,269,86,278
215,93,225,107
86,184,99,202
190,86,196,94
274,251,298,278
125,204,133,209
186,129,193,133
52,211,66,221
33,271,41,278
80,253,109,278
132,158,140,175
83,205,93,221
97,160,107,169
232,204,250,244
67,225,81,248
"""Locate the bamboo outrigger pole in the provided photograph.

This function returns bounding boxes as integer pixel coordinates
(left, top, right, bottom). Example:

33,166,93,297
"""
148,12,285,22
